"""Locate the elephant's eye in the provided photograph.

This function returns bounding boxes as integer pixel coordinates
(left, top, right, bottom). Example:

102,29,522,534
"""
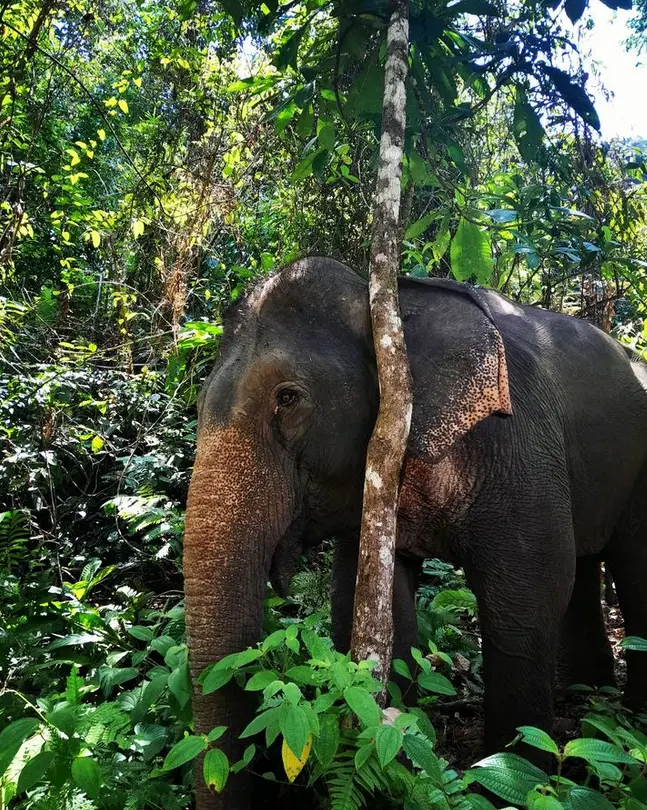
276,388,299,409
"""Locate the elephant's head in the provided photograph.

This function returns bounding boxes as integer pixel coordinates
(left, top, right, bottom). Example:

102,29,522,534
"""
183,257,511,809
183,258,378,808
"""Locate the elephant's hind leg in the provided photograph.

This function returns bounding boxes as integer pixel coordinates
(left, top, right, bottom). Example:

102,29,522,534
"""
607,471,647,709
556,555,615,692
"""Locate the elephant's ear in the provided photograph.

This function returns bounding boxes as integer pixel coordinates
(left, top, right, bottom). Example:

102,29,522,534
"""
403,281,512,462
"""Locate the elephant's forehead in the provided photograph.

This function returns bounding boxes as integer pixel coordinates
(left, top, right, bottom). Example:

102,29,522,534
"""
245,260,311,316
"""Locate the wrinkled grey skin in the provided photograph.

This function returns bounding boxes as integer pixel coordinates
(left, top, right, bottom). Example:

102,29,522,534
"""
184,256,647,809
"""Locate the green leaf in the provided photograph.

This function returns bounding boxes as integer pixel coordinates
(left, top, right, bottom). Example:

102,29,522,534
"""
16,750,55,794
168,664,192,708
405,211,438,241
450,218,493,284
513,91,545,164
313,713,339,768
516,726,559,755
0,718,40,777
403,733,442,783
201,667,234,694
568,786,616,810
447,0,500,14
279,704,310,759
245,670,281,691
71,757,102,799
621,635,647,651
317,119,336,151
563,737,637,764
343,687,382,728
564,0,587,23
528,792,563,810
240,708,279,739
417,671,456,696
162,735,207,770
128,625,154,641
466,753,548,805
375,724,402,768
207,726,227,743
354,743,373,770
262,630,286,652
544,66,600,131
203,748,229,793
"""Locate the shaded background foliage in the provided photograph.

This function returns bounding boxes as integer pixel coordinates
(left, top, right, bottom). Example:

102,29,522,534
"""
1,0,647,807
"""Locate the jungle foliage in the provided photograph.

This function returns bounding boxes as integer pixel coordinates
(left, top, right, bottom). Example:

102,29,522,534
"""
1,0,647,807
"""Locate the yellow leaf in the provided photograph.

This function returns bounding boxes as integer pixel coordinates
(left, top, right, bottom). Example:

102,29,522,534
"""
105,96,118,108
118,99,129,114
65,148,80,166
91,435,104,453
132,219,145,238
133,77,142,88
281,734,311,783
90,230,101,248
97,129,106,141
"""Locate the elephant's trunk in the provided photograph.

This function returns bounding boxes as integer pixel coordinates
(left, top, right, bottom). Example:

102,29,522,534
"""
184,425,293,810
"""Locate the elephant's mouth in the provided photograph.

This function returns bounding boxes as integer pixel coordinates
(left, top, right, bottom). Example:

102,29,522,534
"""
268,515,308,597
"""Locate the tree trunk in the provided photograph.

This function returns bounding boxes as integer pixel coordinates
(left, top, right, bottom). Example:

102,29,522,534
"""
350,0,412,701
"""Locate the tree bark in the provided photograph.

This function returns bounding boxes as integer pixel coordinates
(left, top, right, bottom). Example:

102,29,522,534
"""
350,0,412,701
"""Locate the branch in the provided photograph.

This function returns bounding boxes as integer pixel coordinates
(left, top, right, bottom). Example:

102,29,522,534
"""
2,19,167,216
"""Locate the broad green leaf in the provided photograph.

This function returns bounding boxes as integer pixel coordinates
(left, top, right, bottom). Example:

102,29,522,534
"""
279,704,309,759
240,708,279,738
516,726,559,755
544,66,600,131
127,625,154,641
466,753,548,805
563,737,637,764
450,218,493,284
207,726,227,743
564,0,587,23
203,748,229,793
568,786,616,810
513,92,545,165
354,743,373,771
262,630,286,652
417,671,456,696
405,211,438,241
313,713,339,768
375,724,402,768
621,635,647,651
245,670,280,691
16,751,54,794
403,734,442,783
0,718,40,777
317,119,336,151
201,667,234,694
343,687,382,728
71,757,102,799
168,664,192,708
527,791,563,810
448,0,500,14
162,735,207,770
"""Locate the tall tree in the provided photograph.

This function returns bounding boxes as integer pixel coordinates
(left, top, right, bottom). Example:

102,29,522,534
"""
350,0,413,698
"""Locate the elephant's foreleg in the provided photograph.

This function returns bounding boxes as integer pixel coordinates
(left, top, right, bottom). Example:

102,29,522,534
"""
330,535,420,699
331,534,359,653
557,555,615,692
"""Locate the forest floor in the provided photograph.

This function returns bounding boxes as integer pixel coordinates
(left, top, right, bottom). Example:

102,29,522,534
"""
432,599,627,771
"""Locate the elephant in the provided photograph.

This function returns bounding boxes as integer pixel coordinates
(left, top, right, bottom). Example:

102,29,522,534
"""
184,256,647,809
